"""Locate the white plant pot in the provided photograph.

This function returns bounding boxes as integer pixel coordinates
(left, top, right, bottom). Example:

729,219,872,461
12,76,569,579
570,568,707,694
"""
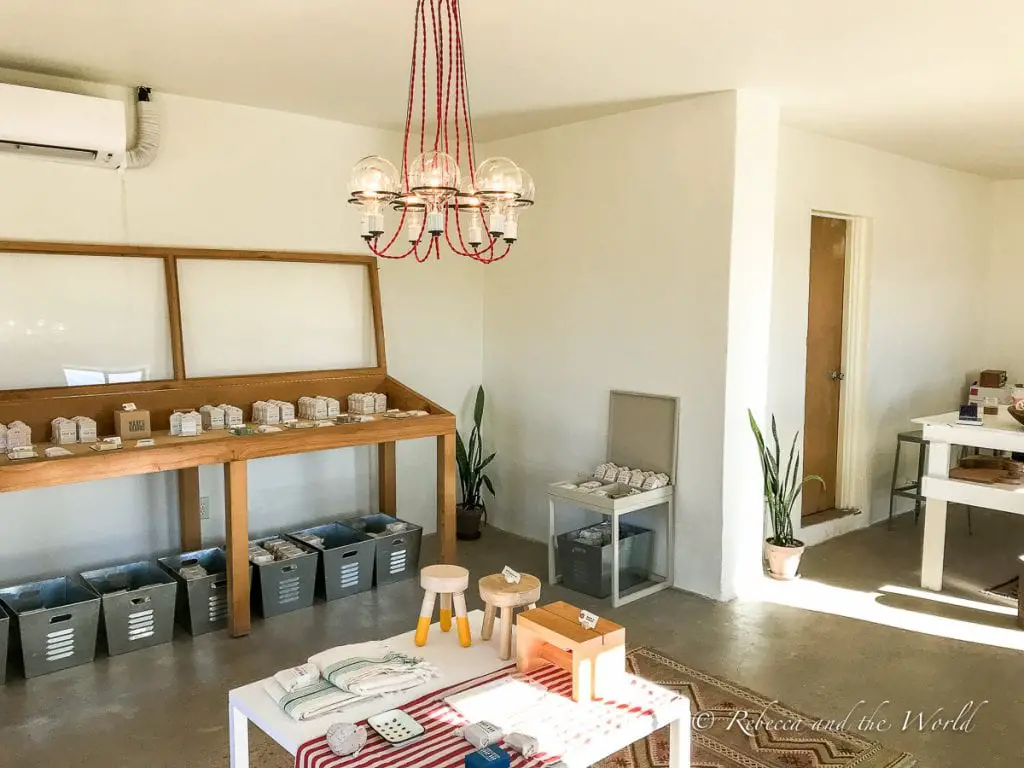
765,539,805,580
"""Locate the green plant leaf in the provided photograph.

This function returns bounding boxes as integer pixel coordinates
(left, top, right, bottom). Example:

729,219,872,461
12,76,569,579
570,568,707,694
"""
468,425,479,472
477,452,496,471
482,474,495,496
474,386,485,430
455,430,471,500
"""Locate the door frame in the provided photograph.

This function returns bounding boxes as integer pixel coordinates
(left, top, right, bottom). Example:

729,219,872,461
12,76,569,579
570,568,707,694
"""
807,211,871,522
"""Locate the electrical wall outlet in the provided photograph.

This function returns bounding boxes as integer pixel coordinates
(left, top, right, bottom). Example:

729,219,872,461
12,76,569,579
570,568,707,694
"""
199,496,211,520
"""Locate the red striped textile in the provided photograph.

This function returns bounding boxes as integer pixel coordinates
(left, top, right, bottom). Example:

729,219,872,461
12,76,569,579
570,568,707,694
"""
295,665,572,768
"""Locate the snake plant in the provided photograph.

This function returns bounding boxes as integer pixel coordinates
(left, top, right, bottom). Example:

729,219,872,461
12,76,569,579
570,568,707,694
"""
748,409,823,547
455,386,495,510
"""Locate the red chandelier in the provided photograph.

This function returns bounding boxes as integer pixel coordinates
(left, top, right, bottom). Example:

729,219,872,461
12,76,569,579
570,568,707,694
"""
348,0,534,263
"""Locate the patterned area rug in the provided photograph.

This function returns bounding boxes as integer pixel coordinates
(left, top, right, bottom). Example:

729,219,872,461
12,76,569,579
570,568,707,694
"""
983,576,1019,601
595,647,917,768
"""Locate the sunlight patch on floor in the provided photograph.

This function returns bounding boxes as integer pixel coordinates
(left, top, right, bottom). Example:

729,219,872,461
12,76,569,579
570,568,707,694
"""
748,576,1024,651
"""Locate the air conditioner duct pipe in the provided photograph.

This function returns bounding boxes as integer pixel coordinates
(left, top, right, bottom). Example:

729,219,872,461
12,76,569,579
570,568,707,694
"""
125,86,160,169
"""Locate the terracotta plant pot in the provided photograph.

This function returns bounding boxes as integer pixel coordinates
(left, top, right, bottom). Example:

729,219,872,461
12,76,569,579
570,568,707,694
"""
765,539,805,580
456,503,486,541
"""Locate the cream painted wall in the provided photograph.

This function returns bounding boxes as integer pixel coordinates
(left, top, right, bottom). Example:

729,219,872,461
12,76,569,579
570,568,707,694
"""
987,181,1024,382
0,90,483,582
770,127,991,538
481,92,780,599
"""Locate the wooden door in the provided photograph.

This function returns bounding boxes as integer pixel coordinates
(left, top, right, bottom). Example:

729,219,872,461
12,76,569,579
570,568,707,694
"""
802,215,847,517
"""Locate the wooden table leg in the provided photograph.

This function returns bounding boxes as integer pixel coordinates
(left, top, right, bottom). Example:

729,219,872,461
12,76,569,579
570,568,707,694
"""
224,460,251,638
378,441,397,516
177,466,203,552
436,432,457,564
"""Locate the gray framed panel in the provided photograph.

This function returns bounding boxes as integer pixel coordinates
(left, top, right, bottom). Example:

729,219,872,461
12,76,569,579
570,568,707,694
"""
607,391,680,476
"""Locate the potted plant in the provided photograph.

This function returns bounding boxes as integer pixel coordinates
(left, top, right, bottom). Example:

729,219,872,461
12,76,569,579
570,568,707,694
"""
748,410,823,580
455,386,495,540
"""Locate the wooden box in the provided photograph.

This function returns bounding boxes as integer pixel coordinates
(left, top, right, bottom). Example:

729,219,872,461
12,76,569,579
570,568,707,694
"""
980,369,1008,389
113,409,152,439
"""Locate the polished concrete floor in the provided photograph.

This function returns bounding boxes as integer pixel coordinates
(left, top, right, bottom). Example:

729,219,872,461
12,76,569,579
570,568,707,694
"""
2,509,1022,768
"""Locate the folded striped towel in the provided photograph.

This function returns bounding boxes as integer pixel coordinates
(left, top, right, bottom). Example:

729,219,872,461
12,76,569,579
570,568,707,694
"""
308,641,438,697
262,677,368,722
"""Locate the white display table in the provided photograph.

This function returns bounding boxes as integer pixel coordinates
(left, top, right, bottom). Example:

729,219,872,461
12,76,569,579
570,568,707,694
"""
913,407,1024,590
227,610,691,768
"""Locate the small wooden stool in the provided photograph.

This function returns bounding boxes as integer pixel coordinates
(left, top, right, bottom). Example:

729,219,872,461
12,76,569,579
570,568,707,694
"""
415,564,471,648
478,572,542,660
516,601,625,702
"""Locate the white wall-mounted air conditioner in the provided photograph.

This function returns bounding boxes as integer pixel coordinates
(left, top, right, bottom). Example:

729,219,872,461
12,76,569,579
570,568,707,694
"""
0,83,127,168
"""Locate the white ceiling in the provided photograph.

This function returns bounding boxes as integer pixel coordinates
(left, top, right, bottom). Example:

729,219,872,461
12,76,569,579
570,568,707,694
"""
2,1,1024,178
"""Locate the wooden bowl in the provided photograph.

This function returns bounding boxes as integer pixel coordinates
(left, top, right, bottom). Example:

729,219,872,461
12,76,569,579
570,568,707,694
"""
1008,406,1024,427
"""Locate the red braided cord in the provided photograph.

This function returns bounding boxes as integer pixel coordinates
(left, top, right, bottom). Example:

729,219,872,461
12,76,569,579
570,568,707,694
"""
442,0,454,155
369,0,514,262
419,0,427,155
452,0,476,181
400,0,424,192
429,0,442,152
447,0,460,167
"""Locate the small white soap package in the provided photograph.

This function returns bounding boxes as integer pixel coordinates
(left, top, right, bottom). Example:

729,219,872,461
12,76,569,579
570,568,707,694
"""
318,395,341,418
6,421,32,450
219,404,245,428
73,416,97,443
200,405,226,430
51,417,78,445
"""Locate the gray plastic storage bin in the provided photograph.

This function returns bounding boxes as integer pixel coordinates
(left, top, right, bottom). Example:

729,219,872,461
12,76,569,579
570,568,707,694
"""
0,600,9,685
157,549,232,636
0,577,101,678
249,537,318,618
287,523,375,601
343,514,423,586
80,561,177,656
556,522,653,599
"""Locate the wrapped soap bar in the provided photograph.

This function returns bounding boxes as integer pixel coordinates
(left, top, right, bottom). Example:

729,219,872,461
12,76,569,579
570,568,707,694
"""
6,421,32,450
274,662,320,693
615,467,632,484
200,405,226,430
219,404,245,428
179,564,208,580
459,721,504,749
51,417,78,445
628,469,646,488
503,733,539,757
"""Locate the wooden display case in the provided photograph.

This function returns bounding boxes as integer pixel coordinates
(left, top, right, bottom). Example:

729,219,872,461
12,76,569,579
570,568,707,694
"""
0,240,458,638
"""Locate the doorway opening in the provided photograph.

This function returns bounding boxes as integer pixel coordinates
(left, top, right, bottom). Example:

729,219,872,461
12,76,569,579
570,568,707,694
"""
802,212,869,525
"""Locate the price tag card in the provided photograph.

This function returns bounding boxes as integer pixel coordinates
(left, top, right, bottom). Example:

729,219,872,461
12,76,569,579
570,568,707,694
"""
579,609,599,630
136,439,156,447
501,566,521,584
122,402,137,412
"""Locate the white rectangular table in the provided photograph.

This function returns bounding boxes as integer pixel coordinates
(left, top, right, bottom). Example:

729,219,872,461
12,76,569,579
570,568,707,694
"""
914,407,1024,590
228,610,691,768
